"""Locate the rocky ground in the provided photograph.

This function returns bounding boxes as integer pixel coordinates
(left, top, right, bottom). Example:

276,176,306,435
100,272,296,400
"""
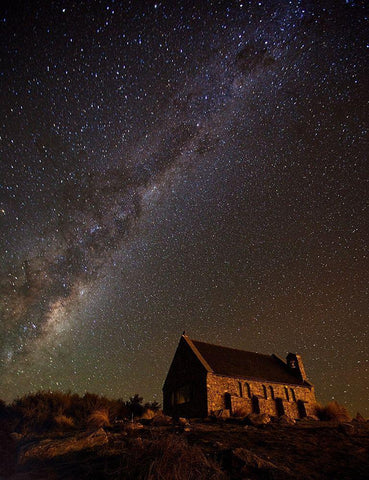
1,416,369,479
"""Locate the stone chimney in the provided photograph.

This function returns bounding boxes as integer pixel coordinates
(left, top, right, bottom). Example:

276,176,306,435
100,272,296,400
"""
286,353,307,381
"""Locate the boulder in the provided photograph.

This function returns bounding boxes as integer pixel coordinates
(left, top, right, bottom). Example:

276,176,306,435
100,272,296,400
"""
151,414,172,426
354,412,366,423
277,415,296,425
338,423,355,435
246,413,271,426
18,428,108,464
9,432,22,441
212,409,231,419
125,421,144,431
305,415,319,421
231,447,295,479
178,417,190,426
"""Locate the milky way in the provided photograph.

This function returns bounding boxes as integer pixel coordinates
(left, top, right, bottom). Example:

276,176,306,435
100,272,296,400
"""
1,0,368,414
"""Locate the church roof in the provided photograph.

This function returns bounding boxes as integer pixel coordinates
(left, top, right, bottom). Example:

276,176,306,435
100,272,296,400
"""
184,336,306,386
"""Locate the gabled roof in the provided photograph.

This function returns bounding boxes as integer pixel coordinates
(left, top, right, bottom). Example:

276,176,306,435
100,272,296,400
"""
183,336,306,386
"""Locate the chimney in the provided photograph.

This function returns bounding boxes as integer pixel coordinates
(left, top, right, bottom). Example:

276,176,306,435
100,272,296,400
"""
286,353,307,381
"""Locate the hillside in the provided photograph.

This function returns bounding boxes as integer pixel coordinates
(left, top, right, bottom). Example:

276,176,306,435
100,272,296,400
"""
1,415,369,479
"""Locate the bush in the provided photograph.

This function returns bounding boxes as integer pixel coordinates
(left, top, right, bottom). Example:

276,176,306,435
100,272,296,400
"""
315,401,351,422
87,409,111,428
125,394,144,418
6,391,158,433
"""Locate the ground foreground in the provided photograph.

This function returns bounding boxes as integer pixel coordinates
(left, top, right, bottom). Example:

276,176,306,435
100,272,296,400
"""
1,417,368,479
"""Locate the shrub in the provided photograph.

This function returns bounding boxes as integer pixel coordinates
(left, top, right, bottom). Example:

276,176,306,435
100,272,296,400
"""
87,409,111,428
315,401,351,422
6,391,159,432
125,394,144,418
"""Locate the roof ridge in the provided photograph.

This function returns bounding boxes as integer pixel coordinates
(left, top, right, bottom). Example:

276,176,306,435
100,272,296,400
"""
190,337,274,359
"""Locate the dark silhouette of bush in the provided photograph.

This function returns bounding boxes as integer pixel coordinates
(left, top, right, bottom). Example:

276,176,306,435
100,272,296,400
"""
4,391,157,434
125,394,145,418
315,401,351,422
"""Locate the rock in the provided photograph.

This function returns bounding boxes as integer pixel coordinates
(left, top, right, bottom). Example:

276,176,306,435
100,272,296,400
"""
277,415,296,425
125,421,144,431
141,408,156,420
178,417,190,426
151,414,172,426
305,415,319,421
18,428,108,464
231,447,294,479
246,413,271,426
354,412,366,423
338,423,355,435
212,409,230,419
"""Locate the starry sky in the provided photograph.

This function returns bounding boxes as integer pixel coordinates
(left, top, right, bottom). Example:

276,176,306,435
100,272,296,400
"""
1,0,368,415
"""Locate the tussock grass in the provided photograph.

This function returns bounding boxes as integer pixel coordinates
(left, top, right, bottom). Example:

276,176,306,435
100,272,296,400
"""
119,434,226,479
87,409,111,428
54,414,75,429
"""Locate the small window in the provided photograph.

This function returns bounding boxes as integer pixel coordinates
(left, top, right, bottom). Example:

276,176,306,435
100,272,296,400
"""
269,386,274,399
245,382,251,398
262,385,267,399
284,387,290,401
238,381,243,397
290,388,296,402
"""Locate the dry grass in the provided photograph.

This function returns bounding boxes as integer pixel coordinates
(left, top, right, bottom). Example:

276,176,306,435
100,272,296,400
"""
54,414,75,429
315,401,351,422
141,408,156,420
87,409,111,428
119,434,226,479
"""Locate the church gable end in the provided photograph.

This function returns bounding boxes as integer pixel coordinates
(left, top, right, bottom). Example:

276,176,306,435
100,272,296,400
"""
163,335,209,417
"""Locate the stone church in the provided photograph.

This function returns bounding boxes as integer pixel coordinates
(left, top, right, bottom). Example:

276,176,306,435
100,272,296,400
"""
163,334,317,419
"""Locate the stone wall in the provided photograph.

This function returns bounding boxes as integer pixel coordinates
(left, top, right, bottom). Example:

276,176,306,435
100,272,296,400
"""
206,373,316,419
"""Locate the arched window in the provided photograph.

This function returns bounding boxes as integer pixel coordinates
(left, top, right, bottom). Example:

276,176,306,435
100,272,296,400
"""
290,388,296,402
245,382,251,398
238,381,243,397
262,385,267,399
284,387,290,401
269,386,274,399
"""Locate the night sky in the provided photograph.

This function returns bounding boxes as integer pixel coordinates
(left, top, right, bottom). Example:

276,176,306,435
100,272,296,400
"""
1,0,368,415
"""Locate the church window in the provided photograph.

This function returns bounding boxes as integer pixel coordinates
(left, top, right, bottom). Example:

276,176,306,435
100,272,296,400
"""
284,387,290,401
262,385,267,399
290,388,296,402
238,381,243,397
245,382,251,398
269,386,274,399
